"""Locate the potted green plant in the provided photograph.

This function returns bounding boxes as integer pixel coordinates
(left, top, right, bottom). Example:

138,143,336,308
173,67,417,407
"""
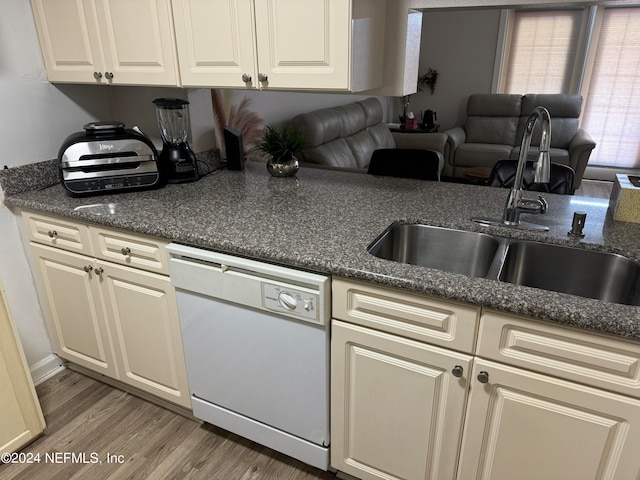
253,124,306,177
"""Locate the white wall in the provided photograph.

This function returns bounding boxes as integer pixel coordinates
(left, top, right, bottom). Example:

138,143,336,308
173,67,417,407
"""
405,8,501,131
0,0,113,381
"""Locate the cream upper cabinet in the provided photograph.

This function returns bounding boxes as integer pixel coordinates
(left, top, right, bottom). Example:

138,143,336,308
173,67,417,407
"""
458,359,640,480
172,0,385,91
171,0,256,88
31,0,179,86
0,284,46,454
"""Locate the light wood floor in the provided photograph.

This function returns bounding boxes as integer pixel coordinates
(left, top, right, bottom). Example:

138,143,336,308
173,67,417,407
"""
1,369,336,480
574,179,613,199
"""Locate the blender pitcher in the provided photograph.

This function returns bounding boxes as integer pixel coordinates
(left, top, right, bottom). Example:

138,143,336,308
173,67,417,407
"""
153,98,199,183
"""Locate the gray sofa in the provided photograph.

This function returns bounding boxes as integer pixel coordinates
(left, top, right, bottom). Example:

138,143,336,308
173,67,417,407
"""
292,98,447,176
443,94,596,188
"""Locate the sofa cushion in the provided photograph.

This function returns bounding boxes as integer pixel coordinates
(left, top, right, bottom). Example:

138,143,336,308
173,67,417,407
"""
464,94,522,145
518,94,582,148
455,143,514,167
301,138,359,169
293,98,396,169
510,146,571,165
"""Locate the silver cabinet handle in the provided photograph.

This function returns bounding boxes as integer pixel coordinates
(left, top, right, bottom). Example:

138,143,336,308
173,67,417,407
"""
83,265,93,273
105,72,114,80
47,230,58,238
121,247,131,256
93,71,103,80
452,365,464,378
241,73,252,83
258,73,268,82
477,371,490,384
94,267,104,277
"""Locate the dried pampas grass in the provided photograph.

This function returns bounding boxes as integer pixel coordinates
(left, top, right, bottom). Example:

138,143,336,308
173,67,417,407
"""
211,89,264,160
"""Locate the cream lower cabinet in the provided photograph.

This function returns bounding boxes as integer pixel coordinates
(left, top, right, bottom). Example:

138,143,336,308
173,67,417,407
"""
29,243,117,378
30,0,179,85
24,211,190,409
458,359,640,480
0,283,46,454
331,278,479,480
331,279,640,480
332,320,472,480
172,0,385,91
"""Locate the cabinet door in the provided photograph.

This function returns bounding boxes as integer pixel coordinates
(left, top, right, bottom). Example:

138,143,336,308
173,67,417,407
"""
172,0,257,88
458,359,640,480
253,0,350,90
30,243,117,377
30,0,105,83
0,285,45,454
331,320,472,480
98,260,190,408
95,0,179,86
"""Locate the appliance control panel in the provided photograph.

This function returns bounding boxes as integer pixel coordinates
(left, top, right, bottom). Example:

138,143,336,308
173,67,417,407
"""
63,173,159,194
262,283,320,324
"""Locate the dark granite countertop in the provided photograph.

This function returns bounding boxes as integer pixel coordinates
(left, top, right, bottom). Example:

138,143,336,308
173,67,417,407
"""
4,160,640,340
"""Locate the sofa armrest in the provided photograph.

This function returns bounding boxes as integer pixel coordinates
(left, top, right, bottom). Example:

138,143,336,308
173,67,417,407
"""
568,128,596,154
567,128,597,188
442,126,466,176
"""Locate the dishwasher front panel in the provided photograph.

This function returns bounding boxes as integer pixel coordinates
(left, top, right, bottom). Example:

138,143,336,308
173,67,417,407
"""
176,288,330,446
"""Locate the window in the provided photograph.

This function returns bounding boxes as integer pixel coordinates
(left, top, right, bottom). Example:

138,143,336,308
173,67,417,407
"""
581,7,640,169
497,6,640,171
504,10,582,94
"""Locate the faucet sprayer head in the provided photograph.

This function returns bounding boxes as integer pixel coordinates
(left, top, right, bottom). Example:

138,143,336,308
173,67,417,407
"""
534,150,551,183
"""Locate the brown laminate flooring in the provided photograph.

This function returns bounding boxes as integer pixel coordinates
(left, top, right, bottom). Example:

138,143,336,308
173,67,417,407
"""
0,370,336,480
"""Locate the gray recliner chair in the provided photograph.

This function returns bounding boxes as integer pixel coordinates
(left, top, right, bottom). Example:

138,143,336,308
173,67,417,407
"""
444,94,596,189
292,98,448,176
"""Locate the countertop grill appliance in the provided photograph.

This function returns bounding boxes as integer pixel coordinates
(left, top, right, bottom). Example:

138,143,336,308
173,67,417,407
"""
166,244,331,470
58,121,160,196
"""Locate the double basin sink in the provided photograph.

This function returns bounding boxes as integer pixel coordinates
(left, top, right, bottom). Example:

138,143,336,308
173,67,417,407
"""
368,224,640,306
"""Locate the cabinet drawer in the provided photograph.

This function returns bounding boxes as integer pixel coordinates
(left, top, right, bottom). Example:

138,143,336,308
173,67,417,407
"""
90,227,169,275
478,310,640,398
22,211,92,254
332,278,480,354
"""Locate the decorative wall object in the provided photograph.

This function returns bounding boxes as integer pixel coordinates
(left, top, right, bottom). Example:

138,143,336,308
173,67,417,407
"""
210,89,264,159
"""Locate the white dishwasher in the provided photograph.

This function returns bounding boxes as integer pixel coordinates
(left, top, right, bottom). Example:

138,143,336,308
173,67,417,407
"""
166,244,331,470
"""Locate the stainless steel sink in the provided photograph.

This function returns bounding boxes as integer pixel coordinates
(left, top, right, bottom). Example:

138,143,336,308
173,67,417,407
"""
368,223,640,306
367,224,500,277
499,241,640,306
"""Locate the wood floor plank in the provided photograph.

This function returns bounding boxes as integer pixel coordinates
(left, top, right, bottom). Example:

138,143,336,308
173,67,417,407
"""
1,370,336,480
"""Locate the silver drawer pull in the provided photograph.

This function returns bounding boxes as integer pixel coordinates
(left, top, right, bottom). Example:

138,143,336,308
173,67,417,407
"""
477,371,490,384
121,247,131,256
452,365,464,377
47,230,58,238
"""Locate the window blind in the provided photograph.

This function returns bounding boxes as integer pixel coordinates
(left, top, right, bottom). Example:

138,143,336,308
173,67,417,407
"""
582,7,640,169
505,10,582,94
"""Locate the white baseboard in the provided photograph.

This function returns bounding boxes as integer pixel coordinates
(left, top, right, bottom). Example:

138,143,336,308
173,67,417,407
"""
30,354,64,386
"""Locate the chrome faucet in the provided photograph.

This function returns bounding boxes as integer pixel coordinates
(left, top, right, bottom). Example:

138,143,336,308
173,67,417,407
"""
473,106,552,232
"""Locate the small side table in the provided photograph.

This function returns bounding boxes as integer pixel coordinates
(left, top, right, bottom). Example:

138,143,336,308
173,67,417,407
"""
388,124,440,134
463,166,493,184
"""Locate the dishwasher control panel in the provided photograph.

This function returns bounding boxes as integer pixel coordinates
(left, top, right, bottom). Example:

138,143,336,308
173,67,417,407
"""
262,283,320,324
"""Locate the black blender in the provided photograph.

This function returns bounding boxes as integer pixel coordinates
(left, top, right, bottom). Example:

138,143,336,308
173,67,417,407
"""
153,98,199,183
